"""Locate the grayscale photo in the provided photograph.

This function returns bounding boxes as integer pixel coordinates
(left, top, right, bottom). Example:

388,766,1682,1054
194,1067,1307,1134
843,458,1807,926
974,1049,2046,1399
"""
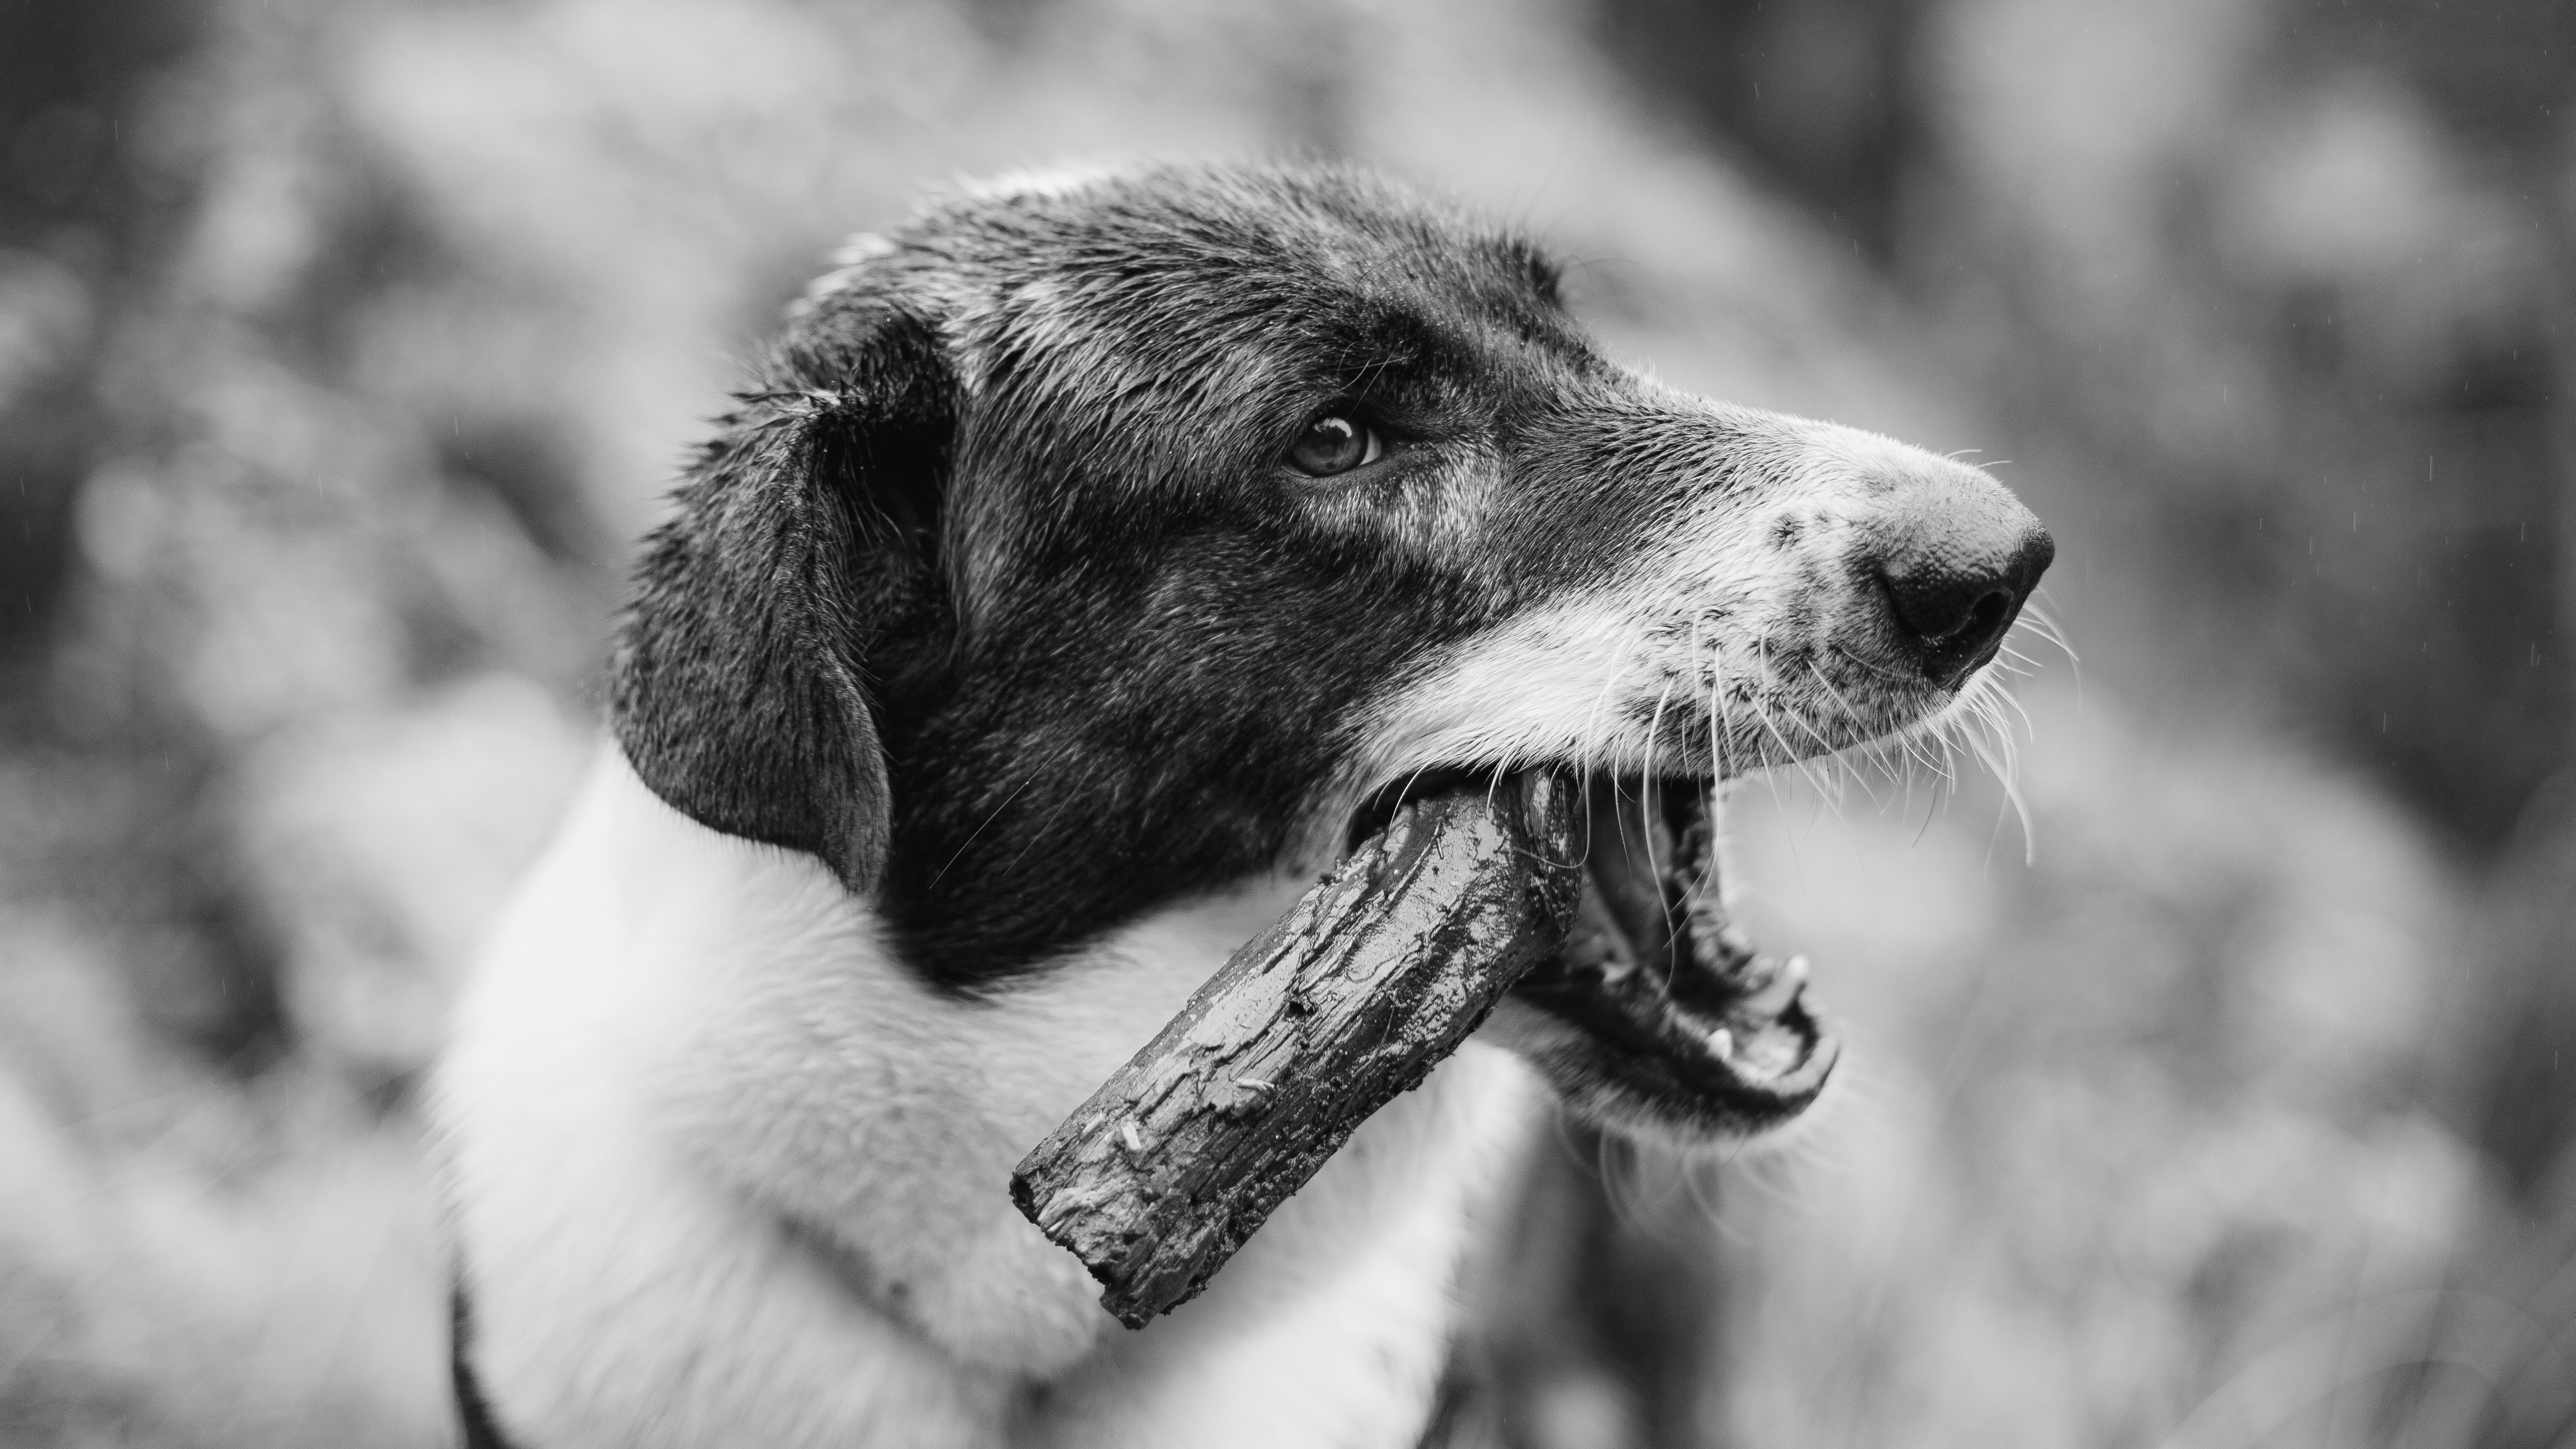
0,0,2568,1446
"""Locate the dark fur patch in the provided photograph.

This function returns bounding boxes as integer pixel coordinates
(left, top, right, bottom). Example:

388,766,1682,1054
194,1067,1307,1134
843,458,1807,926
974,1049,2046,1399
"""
612,302,953,897
451,1280,528,1449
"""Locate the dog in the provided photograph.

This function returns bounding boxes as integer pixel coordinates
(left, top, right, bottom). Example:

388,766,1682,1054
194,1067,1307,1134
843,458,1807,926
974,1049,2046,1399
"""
432,160,2051,1449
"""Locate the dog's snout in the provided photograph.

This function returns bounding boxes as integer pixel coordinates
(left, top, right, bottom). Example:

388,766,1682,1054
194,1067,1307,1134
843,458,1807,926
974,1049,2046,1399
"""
1870,479,2054,683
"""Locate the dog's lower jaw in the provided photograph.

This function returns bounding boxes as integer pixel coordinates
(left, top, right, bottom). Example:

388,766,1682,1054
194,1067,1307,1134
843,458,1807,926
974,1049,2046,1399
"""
434,748,1543,1449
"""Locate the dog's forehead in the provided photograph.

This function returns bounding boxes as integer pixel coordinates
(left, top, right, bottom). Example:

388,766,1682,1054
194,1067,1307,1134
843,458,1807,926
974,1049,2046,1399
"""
945,166,1526,284
896,167,1560,362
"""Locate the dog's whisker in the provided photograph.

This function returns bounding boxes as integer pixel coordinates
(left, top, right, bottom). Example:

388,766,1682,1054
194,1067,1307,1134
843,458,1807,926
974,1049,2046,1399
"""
1825,641,1921,687
2020,594,2078,659
930,776,1039,887
1576,617,1648,780
1994,679,2036,743
1641,674,1682,977
1803,662,1886,812
1753,639,1839,804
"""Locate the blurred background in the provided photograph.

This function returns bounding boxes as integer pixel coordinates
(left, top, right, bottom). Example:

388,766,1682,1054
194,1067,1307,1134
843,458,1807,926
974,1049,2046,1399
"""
0,0,2569,1444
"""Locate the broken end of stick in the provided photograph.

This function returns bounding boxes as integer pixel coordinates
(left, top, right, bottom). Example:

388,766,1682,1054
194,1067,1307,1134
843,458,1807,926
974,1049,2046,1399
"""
1008,1172,1218,1328
1099,1259,1212,1329
1008,770,1588,1329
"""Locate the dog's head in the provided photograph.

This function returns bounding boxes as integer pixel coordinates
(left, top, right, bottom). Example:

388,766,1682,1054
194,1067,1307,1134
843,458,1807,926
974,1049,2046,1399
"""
612,162,2049,1146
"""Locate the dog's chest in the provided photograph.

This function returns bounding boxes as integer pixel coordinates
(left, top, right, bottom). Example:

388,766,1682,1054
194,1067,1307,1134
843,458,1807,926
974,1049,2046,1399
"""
436,752,1540,1449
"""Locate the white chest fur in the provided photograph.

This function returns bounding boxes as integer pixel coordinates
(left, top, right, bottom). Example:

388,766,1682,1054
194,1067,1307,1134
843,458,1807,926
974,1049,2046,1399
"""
434,751,1542,1449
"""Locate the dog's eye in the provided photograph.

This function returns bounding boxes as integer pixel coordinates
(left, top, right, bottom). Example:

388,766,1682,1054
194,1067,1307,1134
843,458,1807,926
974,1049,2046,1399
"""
1287,414,1381,477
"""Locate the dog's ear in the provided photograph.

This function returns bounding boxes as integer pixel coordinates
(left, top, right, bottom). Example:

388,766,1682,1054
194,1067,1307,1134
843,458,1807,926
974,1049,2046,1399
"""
609,297,954,898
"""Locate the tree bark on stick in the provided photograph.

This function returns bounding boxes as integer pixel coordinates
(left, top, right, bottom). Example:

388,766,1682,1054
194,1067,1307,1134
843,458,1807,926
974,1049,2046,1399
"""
1011,770,1587,1327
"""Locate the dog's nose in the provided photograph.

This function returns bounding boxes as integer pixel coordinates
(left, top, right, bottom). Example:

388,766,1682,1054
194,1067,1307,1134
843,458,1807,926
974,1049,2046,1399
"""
1873,484,2054,683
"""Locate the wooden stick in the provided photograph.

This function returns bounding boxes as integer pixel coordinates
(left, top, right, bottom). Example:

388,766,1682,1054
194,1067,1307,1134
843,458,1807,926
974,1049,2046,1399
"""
1010,770,1586,1327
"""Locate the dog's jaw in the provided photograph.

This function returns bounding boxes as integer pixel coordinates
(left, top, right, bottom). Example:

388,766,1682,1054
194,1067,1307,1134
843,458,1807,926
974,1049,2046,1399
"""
436,750,1541,1448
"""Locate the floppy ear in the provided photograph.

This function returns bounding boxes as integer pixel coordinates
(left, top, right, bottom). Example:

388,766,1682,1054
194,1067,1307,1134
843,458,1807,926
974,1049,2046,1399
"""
609,298,954,897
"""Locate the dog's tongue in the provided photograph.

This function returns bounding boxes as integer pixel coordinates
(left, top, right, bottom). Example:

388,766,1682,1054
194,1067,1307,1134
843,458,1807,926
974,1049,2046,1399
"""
1580,780,1767,1000
1511,778,1834,1111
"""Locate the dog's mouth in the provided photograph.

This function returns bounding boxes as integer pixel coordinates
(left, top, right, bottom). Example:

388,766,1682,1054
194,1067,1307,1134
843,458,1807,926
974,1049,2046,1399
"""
1347,770,1835,1142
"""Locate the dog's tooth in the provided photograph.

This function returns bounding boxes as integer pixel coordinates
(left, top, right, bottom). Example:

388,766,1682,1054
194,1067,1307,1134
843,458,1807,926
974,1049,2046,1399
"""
1708,1026,1734,1059
1740,954,1808,1019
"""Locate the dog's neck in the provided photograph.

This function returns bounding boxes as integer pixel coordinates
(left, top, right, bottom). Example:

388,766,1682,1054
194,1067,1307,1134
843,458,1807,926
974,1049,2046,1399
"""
435,747,1540,1449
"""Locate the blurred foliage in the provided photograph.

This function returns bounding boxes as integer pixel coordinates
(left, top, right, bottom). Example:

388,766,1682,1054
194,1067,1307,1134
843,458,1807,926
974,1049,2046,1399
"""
0,0,2569,1446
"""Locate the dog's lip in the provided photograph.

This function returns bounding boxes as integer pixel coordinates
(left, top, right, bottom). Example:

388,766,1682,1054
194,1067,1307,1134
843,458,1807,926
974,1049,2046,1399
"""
1363,769,1838,1128
1513,774,1837,1123
1509,899,1839,1121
